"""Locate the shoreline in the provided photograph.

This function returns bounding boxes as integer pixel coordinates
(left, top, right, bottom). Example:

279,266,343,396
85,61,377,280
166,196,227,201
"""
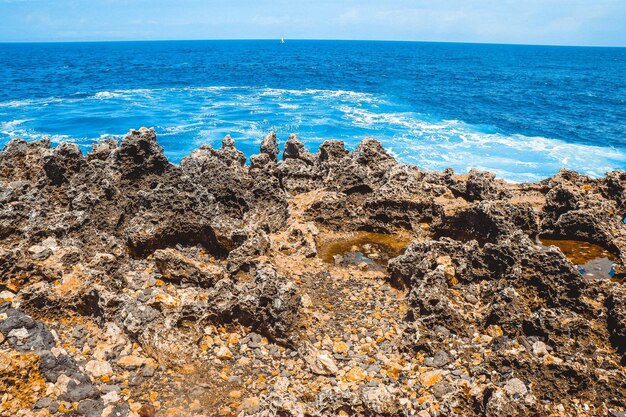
1,127,625,416
3,124,625,184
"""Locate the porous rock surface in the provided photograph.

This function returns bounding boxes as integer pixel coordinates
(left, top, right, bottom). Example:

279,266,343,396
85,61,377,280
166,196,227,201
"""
0,128,625,416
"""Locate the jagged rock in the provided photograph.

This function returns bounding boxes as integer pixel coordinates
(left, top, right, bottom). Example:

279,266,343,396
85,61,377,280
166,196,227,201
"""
42,142,85,185
114,127,170,179
433,201,539,244
283,134,315,165
464,169,511,202
226,231,271,273
261,132,280,162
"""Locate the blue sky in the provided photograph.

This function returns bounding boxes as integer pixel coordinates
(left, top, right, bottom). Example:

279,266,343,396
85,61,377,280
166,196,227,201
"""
0,0,625,46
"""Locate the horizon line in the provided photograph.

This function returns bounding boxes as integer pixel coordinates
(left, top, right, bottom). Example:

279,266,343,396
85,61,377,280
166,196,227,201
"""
0,38,625,49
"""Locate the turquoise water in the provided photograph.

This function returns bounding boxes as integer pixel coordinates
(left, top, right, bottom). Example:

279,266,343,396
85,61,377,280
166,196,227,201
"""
0,40,625,182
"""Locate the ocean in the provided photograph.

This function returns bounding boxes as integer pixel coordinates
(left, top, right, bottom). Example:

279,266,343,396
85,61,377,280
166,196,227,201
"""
0,40,624,182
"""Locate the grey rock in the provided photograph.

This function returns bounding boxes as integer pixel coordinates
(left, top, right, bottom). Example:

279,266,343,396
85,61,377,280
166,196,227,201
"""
432,350,450,367
33,397,53,409
77,399,104,417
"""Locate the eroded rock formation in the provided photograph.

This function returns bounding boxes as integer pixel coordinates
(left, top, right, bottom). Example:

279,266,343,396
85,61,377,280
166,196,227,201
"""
0,128,625,416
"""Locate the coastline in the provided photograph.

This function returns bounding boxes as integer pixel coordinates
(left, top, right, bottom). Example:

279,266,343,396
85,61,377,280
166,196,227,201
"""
1,127,625,416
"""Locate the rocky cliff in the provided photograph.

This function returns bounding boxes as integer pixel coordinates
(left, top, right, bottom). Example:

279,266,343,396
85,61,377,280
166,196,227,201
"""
0,128,625,416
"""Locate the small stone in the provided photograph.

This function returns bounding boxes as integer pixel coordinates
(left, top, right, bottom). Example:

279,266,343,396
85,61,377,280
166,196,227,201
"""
333,341,349,355
486,325,504,338
305,350,339,375
241,396,260,413
41,237,58,250
227,376,242,384
28,244,52,260
532,341,549,357
420,370,443,388
48,401,60,414
0,291,15,303
85,360,113,378
8,327,29,340
543,354,563,365
464,293,479,304
33,397,53,409
431,380,453,398
345,366,367,383
102,390,120,404
100,385,121,394
432,351,450,367
117,355,146,370
138,404,156,417
77,399,103,417
142,365,156,377
216,345,233,360
504,378,528,398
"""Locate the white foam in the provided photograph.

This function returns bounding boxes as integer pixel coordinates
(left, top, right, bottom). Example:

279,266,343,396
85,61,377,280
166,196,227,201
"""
0,119,30,135
0,97,66,108
331,106,626,182
278,103,300,110
93,91,122,100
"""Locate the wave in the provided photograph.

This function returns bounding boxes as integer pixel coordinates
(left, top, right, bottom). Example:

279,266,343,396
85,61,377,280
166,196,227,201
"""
0,86,384,109
0,119,30,135
0,97,66,108
1,85,624,182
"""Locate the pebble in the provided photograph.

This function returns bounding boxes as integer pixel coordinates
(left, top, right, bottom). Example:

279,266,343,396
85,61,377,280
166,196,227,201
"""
33,397,53,409
504,378,528,398
85,360,113,378
216,345,234,360
138,404,156,417
100,384,121,394
420,370,443,388
532,341,549,357
28,244,52,260
306,350,339,375
117,355,146,370
48,401,60,414
142,364,156,377
432,351,450,367
345,366,367,383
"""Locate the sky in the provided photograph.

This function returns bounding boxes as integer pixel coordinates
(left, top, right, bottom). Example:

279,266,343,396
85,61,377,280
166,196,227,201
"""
0,0,625,46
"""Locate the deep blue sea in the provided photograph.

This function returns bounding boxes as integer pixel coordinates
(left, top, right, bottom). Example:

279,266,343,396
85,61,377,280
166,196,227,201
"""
0,40,625,182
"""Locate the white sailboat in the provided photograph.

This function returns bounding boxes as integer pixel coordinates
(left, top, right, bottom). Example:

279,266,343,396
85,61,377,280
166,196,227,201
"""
281,36,285,44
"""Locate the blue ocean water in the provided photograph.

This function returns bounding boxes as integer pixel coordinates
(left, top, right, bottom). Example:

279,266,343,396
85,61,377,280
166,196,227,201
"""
0,40,625,182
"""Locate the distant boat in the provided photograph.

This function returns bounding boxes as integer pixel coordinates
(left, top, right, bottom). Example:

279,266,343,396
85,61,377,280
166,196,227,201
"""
281,37,285,44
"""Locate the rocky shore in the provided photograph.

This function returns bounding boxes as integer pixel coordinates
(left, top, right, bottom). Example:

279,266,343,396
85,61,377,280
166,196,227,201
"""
1,128,625,417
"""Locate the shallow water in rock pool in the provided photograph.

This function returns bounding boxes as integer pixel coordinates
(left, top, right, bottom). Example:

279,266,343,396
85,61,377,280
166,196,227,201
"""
317,232,413,269
539,238,618,280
